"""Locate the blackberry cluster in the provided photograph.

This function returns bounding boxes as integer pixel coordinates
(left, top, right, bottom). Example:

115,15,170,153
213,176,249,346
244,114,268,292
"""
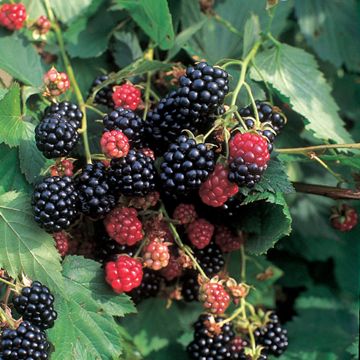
90,74,114,107
187,314,235,360
35,114,79,159
13,281,57,330
44,101,83,130
228,156,264,188
75,162,116,218
103,107,145,147
194,242,225,277
0,321,49,360
32,176,79,232
254,313,288,357
108,150,156,197
159,135,215,196
181,271,199,302
129,269,161,304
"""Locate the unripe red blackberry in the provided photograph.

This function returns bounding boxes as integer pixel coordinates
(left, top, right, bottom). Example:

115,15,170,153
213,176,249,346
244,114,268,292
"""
0,3,26,31
199,281,231,314
112,83,142,111
100,130,130,158
215,225,243,253
173,203,197,225
331,204,358,232
142,240,171,270
43,67,70,96
50,159,74,177
187,219,214,249
53,231,70,257
35,15,51,35
160,255,183,281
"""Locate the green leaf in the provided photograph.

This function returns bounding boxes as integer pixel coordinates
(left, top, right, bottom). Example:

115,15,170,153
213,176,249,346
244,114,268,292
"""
51,0,93,24
239,192,292,254
0,191,63,292
281,351,337,360
0,88,8,101
0,84,33,147
242,14,260,58
72,342,98,360
295,0,360,72
0,145,30,195
0,32,44,86
347,337,359,359
112,31,143,68
22,0,46,18
251,44,353,144
49,256,135,360
114,0,175,50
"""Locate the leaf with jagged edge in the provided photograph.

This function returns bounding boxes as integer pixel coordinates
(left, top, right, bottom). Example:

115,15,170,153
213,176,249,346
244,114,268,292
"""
0,191,63,292
250,44,353,144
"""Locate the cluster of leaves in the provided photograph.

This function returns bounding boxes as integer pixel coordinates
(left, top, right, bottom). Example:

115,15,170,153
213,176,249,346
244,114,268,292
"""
0,0,359,359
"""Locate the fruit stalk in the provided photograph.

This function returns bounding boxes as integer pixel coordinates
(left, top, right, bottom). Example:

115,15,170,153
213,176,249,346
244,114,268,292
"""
276,142,360,154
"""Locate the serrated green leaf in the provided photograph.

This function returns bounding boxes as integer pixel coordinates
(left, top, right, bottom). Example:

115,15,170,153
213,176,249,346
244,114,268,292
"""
51,0,93,24
0,144,31,195
0,191,63,292
0,88,8,101
251,44,353,144
243,14,260,58
72,341,99,360
113,31,143,68
114,0,174,50
49,256,135,360
295,0,360,72
0,84,32,147
0,31,44,86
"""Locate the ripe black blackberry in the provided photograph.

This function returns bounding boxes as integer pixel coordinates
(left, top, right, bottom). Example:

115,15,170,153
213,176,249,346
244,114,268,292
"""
159,135,215,196
13,281,57,330
239,101,286,133
194,241,225,277
75,161,116,218
0,321,49,359
108,150,156,197
103,107,145,147
254,313,288,357
181,270,199,302
32,176,79,232
35,114,79,159
90,74,114,107
129,269,161,304
187,314,235,360
44,101,83,130
176,62,229,117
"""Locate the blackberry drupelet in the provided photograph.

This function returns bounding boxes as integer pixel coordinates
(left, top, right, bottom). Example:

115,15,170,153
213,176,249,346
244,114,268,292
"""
75,161,116,218
44,101,83,130
13,281,57,330
181,270,199,302
35,114,79,159
129,269,161,304
108,150,156,197
32,176,79,232
0,321,49,359
187,314,235,360
228,156,265,188
239,101,286,133
103,107,145,147
176,62,229,117
159,135,215,196
90,74,114,107
243,117,276,153
254,313,288,357
194,241,225,277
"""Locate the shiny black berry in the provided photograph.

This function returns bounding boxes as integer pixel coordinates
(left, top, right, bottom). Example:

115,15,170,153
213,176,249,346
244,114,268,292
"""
90,74,114,107
187,314,235,360
44,101,83,130
32,176,79,232
75,161,116,218
129,269,161,304
108,150,157,197
194,241,224,277
181,270,199,302
103,107,145,147
35,114,79,159
13,281,57,330
254,313,288,357
159,135,215,196
0,321,49,359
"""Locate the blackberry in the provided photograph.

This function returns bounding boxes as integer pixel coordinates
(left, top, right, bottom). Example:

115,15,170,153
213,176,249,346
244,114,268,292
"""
239,101,286,133
254,313,288,357
187,314,235,359
44,101,83,130
129,269,161,304
181,270,199,302
159,135,215,196
75,161,116,218
194,241,224,277
32,176,79,232
0,321,49,359
176,62,229,117
13,281,57,330
103,107,145,147
35,114,79,159
90,74,114,107
108,150,156,197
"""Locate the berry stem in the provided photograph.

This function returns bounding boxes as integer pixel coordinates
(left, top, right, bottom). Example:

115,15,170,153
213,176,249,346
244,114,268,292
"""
85,104,105,117
308,153,345,183
0,277,16,288
44,0,92,164
243,81,260,128
0,307,16,329
235,111,249,131
213,13,243,37
143,47,154,120
276,142,360,154
219,297,247,326
240,244,246,282
134,238,148,258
